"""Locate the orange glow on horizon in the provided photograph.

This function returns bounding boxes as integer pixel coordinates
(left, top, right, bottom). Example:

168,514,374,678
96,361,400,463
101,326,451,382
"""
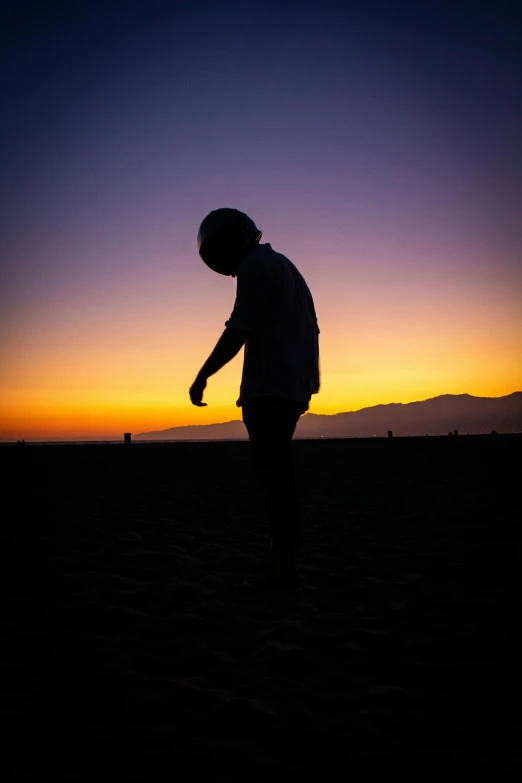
2,336,521,440
1,247,521,441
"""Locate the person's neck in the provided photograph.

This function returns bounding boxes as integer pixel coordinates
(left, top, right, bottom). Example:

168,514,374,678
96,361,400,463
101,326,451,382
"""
236,241,262,272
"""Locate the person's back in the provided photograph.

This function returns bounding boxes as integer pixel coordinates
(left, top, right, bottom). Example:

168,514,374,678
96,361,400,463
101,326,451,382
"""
226,242,320,407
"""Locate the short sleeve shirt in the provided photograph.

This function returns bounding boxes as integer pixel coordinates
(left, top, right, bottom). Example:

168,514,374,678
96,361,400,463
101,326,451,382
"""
225,242,320,407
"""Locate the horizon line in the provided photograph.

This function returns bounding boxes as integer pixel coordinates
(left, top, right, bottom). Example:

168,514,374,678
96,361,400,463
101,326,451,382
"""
2,387,521,443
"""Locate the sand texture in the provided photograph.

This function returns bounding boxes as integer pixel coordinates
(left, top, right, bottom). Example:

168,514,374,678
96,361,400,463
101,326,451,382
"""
2,436,519,779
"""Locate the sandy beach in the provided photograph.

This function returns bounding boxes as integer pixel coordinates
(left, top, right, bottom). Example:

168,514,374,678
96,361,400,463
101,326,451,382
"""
3,436,519,779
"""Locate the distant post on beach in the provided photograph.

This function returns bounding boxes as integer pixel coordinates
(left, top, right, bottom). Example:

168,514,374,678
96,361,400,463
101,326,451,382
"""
388,430,393,438
124,433,132,446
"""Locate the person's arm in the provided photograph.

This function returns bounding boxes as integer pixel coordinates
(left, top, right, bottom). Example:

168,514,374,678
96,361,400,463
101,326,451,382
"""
190,258,267,406
189,326,247,407
197,326,248,381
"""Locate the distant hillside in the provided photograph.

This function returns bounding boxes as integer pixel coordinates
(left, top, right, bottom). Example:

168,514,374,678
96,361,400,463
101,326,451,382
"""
135,392,522,440
137,419,246,441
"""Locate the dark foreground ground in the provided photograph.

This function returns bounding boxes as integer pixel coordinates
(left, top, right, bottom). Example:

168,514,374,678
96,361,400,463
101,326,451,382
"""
2,436,520,780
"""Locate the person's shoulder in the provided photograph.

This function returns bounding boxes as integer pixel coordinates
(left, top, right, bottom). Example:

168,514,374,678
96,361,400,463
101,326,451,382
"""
257,243,294,272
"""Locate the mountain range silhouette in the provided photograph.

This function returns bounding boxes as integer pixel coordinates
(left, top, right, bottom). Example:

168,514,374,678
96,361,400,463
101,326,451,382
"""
136,392,522,441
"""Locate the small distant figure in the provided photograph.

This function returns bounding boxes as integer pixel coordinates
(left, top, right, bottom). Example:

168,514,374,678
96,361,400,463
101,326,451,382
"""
448,431,453,436
16,439,27,447
491,430,498,436
124,433,132,446
387,430,393,438
454,429,459,436
190,208,320,591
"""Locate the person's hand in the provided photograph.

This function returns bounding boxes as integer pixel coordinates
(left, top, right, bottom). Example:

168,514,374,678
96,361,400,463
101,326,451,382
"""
189,375,208,407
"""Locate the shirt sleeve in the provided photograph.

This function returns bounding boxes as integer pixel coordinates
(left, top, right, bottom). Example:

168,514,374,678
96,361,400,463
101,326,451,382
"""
225,258,270,334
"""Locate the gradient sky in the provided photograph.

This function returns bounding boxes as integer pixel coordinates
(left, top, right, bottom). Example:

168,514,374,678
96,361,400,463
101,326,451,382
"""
1,0,521,440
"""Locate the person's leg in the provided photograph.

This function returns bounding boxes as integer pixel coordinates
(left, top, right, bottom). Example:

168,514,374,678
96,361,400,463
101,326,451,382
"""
242,396,308,576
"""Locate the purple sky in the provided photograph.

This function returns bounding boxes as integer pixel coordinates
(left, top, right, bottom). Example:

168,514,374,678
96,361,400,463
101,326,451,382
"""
1,1,521,438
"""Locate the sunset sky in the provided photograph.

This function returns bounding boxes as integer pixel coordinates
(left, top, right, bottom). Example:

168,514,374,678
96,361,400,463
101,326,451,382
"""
1,1,521,441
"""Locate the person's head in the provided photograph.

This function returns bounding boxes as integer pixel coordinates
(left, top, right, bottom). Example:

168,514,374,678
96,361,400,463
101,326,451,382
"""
197,208,262,277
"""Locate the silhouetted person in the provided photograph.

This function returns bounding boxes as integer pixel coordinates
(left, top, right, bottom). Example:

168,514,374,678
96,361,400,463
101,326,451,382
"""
189,208,320,590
